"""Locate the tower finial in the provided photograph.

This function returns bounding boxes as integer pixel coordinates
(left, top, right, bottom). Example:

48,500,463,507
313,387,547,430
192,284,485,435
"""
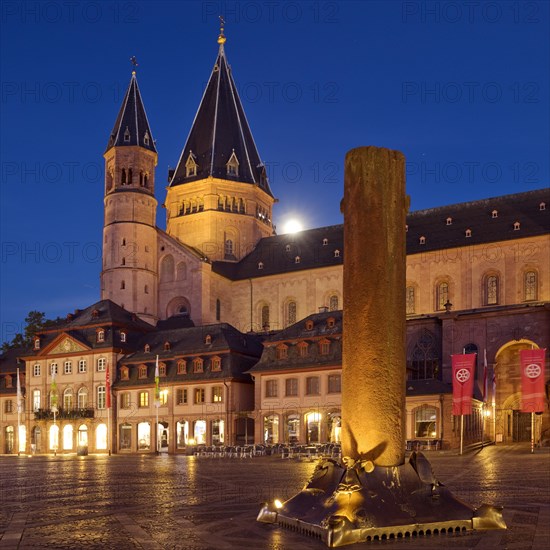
217,16,226,45
130,56,138,75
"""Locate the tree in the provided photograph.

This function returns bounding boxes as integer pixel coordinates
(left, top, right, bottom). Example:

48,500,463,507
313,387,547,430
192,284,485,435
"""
1,311,60,352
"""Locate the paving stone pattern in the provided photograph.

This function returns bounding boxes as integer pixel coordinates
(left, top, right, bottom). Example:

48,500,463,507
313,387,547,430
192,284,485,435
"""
0,444,548,549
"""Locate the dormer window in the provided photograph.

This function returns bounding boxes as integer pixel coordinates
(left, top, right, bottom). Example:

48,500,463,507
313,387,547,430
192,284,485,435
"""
513,221,520,231
295,256,300,264
96,329,105,343
305,320,314,330
465,229,472,238
121,366,129,380
334,249,340,258
446,217,452,225
143,131,150,146
327,317,336,328
323,238,328,246
419,236,426,245
144,344,150,353
120,331,127,343
185,151,198,178
92,309,99,319
34,337,40,350
193,358,204,373
285,244,291,252
123,126,130,142
211,356,222,372
276,345,288,360
226,150,239,177
319,339,330,355
138,365,147,379
177,360,187,374
205,334,212,345
258,261,264,270
492,210,498,218
164,341,171,351
405,224,408,232
540,202,546,211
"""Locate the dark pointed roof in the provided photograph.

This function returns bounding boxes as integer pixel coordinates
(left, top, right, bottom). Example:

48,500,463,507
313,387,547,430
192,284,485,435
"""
105,72,157,153
170,35,273,196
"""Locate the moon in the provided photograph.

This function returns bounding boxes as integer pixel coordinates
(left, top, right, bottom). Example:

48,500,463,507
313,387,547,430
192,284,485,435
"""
282,219,303,234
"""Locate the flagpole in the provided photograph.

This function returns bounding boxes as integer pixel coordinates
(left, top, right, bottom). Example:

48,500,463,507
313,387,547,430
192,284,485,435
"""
155,355,160,455
460,414,464,456
106,362,111,456
17,367,21,456
531,413,535,453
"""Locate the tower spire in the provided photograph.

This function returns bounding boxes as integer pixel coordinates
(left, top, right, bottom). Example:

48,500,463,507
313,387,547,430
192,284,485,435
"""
218,16,226,47
105,65,156,154
169,27,273,197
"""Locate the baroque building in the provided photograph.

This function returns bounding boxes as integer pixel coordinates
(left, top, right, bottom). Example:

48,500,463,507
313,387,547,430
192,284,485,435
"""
2,29,548,454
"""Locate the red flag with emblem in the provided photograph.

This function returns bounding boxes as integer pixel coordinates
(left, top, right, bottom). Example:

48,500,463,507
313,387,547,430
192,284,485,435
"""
520,349,546,413
452,354,476,415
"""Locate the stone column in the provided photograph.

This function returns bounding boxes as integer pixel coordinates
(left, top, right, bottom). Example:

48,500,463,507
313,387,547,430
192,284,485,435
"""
341,146,408,467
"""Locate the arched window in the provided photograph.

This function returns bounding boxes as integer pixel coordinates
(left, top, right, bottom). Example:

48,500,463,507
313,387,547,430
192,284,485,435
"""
524,271,538,301
77,387,88,409
261,305,270,330
406,286,415,315
408,329,439,380
33,389,41,412
160,255,174,283
329,294,339,311
128,168,133,184
286,301,297,326
121,168,127,185
176,262,187,281
436,281,449,311
483,274,499,305
97,386,106,409
63,388,73,411
224,239,234,258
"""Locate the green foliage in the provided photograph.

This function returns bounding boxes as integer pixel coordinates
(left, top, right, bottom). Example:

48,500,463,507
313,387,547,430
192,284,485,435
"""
1,310,63,352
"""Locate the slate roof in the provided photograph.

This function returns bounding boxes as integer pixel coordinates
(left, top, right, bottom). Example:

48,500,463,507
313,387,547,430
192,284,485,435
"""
117,323,264,385
248,311,342,374
213,189,548,280
105,72,157,153
169,36,273,196
0,348,26,394
23,300,155,358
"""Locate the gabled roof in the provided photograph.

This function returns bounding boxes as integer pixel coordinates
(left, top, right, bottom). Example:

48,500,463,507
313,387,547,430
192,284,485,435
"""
22,300,154,358
169,34,273,196
105,71,157,153
213,189,549,280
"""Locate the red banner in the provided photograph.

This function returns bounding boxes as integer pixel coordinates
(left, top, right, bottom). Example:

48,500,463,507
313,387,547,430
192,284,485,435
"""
520,349,546,413
452,354,476,415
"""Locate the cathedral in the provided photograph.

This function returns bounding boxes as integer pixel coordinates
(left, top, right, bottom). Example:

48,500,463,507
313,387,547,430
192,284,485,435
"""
1,29,548,455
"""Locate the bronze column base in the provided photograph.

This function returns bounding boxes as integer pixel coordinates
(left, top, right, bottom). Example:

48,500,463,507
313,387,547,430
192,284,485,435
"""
258,453,505,547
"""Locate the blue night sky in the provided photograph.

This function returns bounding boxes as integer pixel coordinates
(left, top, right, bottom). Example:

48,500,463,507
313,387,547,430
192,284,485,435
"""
1,1,548,341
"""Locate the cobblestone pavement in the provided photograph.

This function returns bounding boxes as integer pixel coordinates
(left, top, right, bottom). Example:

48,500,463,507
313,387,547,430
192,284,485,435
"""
0,444,548,549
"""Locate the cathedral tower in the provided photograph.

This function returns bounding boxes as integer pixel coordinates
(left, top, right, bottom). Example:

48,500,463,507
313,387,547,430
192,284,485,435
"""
166,28,276,262
101,71,158,325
